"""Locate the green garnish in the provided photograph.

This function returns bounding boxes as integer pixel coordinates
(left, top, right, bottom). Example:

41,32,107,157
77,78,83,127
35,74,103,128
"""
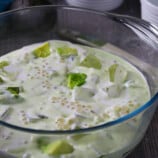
43,140,74,156
57,46,78,58
6,87,21,97
0,61,9,69
33,42,51,58
80,54,102,69
67,73,87,89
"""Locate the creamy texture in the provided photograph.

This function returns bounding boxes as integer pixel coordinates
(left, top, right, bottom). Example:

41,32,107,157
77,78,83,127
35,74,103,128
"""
0,40,150,158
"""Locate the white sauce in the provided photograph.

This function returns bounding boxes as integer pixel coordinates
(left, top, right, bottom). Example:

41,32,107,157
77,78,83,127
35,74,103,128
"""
0,40,150,158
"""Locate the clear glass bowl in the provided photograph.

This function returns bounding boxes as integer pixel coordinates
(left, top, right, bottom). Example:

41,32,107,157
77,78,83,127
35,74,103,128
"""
0,5,158,158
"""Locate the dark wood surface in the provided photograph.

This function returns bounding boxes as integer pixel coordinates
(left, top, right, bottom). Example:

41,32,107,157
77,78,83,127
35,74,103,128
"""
4,0,158,158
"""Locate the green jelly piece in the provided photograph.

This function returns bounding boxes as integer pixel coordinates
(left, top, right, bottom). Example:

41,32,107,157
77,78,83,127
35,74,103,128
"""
0,77,4,83
0,61,9,69
44,140,74,156
33,42,51,58
109,64,127,83
80,54,102,69
67,73,87,89
7,87,21,97
109,64,118,82
57,46,78,58
36,137,50,152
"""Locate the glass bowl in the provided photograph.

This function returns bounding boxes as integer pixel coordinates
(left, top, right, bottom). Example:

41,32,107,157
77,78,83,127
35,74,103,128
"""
0,5,158,158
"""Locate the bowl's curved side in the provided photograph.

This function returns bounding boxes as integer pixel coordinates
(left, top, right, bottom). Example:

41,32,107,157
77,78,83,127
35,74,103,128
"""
0,5,158,158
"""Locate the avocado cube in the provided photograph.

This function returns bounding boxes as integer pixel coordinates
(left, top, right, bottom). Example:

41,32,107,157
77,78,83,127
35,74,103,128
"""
80,54,102,69
33,42,51,58
57,46,78,58
44,140,74,155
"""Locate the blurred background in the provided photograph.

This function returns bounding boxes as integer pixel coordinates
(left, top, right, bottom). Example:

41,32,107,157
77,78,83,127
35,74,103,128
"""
2,0,158,26
0,0,141,17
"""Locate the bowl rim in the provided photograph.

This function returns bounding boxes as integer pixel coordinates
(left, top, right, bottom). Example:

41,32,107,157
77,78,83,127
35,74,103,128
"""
0,5,158,135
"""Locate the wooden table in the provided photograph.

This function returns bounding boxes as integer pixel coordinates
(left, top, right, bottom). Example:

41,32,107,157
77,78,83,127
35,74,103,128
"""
6,0,158,158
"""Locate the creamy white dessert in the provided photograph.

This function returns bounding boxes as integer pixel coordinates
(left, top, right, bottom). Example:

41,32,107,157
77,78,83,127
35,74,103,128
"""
0,40,150,157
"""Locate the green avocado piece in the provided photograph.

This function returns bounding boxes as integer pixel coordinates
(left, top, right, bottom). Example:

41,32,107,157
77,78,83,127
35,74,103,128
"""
44,140,74,156
6,87,23,97
57,46,78,58
67,73,87,89
33,42,51,58
80,54,102,69
0,61,9,69
109,64,127,83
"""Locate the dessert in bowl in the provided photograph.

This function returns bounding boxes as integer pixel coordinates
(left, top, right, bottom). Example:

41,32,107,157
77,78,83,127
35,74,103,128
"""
0,5,158,158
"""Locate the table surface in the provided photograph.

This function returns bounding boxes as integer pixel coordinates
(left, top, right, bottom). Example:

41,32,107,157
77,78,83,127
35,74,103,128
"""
5,0,158,158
